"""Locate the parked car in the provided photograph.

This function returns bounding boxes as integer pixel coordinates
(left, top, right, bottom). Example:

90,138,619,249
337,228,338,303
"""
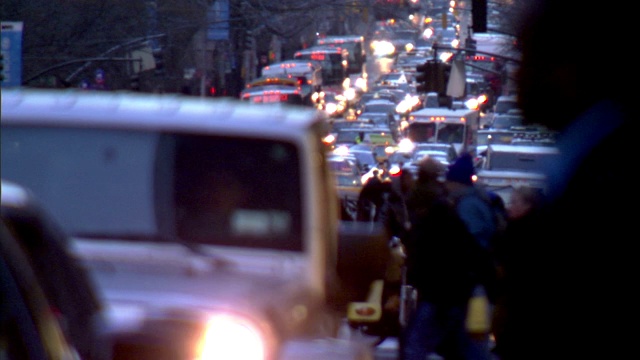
1,88,388,360
1,179,110,360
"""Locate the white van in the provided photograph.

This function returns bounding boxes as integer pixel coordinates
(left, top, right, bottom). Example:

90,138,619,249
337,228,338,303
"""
1,88,387,360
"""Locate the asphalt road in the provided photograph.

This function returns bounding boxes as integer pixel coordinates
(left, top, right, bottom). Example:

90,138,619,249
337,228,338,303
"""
374,337,400,359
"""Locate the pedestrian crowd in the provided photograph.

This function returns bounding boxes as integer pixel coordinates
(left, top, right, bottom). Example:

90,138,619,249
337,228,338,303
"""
352,0,634,358
355,151,511,359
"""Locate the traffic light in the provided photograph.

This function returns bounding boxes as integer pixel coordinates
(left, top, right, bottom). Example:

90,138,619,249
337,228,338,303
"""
244,30,254,51
152,47,165,76
130,74,140,91
416,60,435,94
436,62,452,96
1,52,6,82
466,37,477,56
472,0,488,33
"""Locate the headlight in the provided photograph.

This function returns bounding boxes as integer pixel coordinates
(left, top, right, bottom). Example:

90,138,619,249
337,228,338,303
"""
195,313,275,360
397,138,415,153
323,133,336,145
325,103,338,115
333,145,350,156
344,88,356,101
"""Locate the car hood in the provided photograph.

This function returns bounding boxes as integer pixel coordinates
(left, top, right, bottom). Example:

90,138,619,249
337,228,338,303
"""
70,239,319,333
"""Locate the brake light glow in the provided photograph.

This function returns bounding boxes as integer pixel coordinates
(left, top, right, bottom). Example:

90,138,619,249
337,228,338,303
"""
250,90,299,103
466,55,496,62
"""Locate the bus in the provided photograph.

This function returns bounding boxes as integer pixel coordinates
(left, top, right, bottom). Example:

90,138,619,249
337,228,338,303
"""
260,60,323,94
240,76,309,105
240,84,306,106
316,35,366,77
405,106,480,156
294,45,348,92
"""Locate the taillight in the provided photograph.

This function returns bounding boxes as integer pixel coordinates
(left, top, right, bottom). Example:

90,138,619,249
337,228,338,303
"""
389,166,402,177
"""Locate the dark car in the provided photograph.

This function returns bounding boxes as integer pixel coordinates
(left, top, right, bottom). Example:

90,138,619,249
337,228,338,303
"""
0,218,78,360
1,179,111,360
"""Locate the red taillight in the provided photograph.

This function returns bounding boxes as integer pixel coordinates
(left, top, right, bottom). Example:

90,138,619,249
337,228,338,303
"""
389,167,402,177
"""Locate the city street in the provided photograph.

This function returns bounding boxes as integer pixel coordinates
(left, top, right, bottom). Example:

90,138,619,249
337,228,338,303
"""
375,337,400,360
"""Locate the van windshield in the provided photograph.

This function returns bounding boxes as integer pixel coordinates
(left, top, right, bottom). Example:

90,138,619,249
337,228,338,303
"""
1,127,304,252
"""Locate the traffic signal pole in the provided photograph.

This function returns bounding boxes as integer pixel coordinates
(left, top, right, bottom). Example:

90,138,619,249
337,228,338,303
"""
432,43,521,65
63,34,166,84
23,57,143,86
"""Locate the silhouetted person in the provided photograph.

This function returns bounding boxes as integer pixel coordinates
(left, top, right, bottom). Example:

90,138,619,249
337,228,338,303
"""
502,2,636,358
443,153,499,359
401,157,496,360
490,186,546,360
356,169,384,221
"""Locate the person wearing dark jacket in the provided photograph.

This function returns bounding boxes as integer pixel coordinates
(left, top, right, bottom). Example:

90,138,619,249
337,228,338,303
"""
401,157,496,360
356,169,384,221
502,2,636,359
490,186,546,360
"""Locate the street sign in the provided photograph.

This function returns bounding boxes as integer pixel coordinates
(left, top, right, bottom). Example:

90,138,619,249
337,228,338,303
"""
207,0,229,41
1,21,23,87
130,44,156,73
446,59,466,98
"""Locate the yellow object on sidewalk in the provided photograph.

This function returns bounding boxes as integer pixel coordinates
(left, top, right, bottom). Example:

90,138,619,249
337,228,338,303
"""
465,287,491,334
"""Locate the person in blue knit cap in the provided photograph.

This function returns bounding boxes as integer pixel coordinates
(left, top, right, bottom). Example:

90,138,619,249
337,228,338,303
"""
444,152,500,360
445,152,475,185
446,153,496,249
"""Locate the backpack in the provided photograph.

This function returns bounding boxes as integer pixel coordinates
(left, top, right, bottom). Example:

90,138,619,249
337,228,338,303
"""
451,186,506,252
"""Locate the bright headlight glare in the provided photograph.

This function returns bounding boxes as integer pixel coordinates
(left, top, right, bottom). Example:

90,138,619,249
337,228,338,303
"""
323,134,336,144
196,314,269,360
333,146,350,156
344,88,356,101
397,138,415,153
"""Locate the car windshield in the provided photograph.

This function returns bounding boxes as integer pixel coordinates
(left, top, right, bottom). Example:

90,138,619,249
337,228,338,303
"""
349,150,377,168
388,151,413,164
1,126,303,252
359,114,391,125
491,114,523,129
407,122,465,144
478,131,515,146
413,150,448,163
494,99,519,114
363,103,395,113
335,173,361,187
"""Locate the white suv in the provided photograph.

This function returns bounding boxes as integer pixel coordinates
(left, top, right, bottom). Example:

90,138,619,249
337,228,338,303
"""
1,89,387,360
